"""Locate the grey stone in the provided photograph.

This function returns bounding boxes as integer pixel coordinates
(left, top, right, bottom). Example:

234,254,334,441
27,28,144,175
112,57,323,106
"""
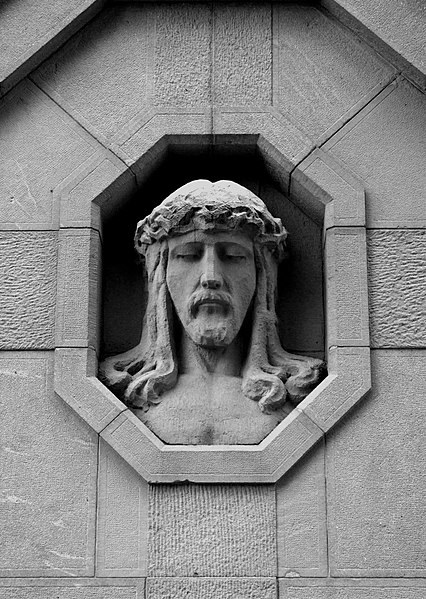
279,579,426,598
323,78,426,228
0,353,97,576
100,180,324,445
0,79,103,230
273,5,395,142
0,232,56,349
367,230,426,348
277,442,327,577
323,0,426,90
0,0,101,96
56,229,101,350
97,440,148,577
147,483,276,576
0,582,143,598
325,228,369,348
146,578,277,599
214,3,271,106
327,350,426,576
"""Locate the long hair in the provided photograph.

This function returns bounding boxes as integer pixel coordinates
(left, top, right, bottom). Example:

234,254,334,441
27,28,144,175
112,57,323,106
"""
99,240,325,412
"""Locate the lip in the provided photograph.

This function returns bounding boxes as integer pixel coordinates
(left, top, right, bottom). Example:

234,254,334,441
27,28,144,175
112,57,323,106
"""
192,296,231,314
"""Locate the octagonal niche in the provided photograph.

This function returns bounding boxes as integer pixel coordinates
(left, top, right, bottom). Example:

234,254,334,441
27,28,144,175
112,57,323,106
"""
54,134,371,482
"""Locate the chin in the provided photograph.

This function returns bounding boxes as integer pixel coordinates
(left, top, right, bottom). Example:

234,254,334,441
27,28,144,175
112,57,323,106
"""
187,319,236,348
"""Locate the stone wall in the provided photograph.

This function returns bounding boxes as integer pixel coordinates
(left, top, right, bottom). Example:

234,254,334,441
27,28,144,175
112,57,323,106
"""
1,2,425,598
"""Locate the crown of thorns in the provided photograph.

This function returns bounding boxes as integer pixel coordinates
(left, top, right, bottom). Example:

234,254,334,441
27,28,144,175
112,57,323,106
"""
135,181,287,260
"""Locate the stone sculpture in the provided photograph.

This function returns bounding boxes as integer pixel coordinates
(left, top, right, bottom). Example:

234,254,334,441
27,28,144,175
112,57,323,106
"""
100,180,325,444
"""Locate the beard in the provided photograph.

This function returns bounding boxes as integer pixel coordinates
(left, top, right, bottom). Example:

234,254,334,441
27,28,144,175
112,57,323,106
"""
184,290,236,348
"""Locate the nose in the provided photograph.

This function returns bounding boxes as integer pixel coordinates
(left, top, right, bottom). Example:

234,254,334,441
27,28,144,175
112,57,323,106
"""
200,248,223,290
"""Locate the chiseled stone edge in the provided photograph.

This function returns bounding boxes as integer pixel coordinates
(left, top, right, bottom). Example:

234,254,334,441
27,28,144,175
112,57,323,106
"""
52,129,371,482
301,346,371,433
100,405,322,483
279,578,426,592
54,348,125,434
325,227,370,348
0,578,145,596
0,1,105,98
291,147,366,229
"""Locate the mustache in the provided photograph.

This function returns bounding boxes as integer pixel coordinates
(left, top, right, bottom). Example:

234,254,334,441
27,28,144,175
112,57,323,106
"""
188,290,233,316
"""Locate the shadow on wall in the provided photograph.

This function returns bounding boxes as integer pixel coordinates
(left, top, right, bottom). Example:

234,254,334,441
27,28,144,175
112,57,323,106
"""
102,141,324,360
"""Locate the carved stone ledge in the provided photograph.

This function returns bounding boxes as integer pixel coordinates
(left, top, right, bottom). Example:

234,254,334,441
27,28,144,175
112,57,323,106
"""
53,131,371,483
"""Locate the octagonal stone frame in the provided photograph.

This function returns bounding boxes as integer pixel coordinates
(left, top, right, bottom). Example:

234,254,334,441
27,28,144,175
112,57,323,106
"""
54,131,371,483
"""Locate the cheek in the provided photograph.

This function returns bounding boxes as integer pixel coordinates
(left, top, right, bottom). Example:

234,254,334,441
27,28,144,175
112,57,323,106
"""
231,264,256,311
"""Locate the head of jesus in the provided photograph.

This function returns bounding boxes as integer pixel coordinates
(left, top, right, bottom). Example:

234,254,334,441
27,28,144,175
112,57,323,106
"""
100,180,325,414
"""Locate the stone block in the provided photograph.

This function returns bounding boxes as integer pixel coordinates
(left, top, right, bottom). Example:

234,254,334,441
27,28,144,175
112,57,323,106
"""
100,405,322,483
0,353,98,576
325,228,369,348
291,149,365,229
326,350,426,576
277,441,327,577
154,4,211,108
0,80,105,230
0,0,102,96
0,580,144,598
323,78,426,227
55,229,101,350
303,346,371,433
279,579,426,598
215,109,312,178
32,5,153,144
273,5,395,142
147,483,276,576
213,3,271,106
146,578,277,599
54,348,125,434
58,153,135,229
97,440,148,577
0,232,56,350
323,0,426,91
367,230,426,348
120,114,209,175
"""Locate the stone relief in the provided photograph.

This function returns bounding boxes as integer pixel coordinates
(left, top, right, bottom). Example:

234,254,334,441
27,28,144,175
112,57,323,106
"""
100,180,325,444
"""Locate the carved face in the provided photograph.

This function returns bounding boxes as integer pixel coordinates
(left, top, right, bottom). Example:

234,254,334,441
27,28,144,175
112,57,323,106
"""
166,230,256,348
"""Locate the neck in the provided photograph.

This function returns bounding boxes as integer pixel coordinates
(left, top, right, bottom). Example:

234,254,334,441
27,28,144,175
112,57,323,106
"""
179,332,243,376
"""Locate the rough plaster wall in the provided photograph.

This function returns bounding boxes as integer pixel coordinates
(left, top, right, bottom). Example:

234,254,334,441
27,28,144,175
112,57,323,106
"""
1,2,425,598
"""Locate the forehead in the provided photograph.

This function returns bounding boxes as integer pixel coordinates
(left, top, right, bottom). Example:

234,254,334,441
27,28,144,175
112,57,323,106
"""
167,229,253,250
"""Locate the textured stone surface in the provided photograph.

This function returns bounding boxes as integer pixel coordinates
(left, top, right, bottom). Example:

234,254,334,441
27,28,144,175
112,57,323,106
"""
0,584,142,598
0,232,56,349
323,0,426,89
367,230,426,348
154,4,211,108
324,78,426,227
327,350,426,576
325,228,369,347
148,484,276,576
97,440,148,576
0,80,98,229
100,405,322,483
55,348,125,434
56,229,101,349
214,3,271,106
279,580,426,598
274,5,395,141
33,6,152,143
0,0,101,95
303,347,371,433
0,353,98,576
277,442,327,577
146,578,277,599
